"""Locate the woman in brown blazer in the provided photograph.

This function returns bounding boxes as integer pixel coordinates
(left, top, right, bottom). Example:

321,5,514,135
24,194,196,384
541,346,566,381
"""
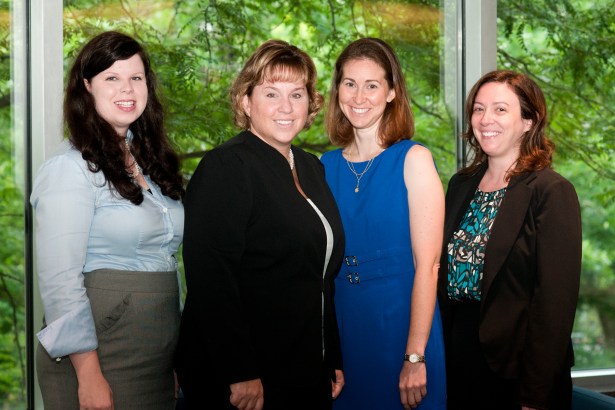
437,70,582,410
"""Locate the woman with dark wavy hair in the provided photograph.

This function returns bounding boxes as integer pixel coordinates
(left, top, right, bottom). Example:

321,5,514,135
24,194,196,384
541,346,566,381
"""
31,31,184,410
438,70,581,409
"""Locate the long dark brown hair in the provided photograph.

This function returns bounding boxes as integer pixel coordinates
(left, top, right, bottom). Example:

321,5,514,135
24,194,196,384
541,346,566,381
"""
326,37,414,148
462,70,554,178
64,31,184,204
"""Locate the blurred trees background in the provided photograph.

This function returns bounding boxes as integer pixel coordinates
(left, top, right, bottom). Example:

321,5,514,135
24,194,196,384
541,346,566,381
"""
0,0,613,405
497,0,615,367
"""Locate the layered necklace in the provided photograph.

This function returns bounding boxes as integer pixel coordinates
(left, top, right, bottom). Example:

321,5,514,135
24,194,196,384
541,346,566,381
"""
124,139,142,178
345,147,382,193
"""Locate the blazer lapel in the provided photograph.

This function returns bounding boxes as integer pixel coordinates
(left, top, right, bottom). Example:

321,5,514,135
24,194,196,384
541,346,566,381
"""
481,172,536,298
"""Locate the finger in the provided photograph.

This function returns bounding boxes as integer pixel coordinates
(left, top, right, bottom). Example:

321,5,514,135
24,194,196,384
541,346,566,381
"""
332,380,343,398
399,388,408,404
229,393,246,409
255,395,264,410
401,388,418,409
400,390,414,409
411,389,422,407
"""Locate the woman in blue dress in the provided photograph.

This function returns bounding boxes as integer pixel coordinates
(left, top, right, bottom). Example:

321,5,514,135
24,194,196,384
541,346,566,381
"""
321,38,446,410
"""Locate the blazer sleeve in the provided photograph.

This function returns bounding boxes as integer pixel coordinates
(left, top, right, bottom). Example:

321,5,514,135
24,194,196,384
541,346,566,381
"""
520,176,582,408
182,149,260,384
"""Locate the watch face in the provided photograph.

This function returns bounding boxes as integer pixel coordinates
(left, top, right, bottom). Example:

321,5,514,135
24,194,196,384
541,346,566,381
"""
408,353,424,363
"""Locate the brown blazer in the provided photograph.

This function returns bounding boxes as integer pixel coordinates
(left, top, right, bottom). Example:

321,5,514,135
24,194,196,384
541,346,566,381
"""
437,163,582,407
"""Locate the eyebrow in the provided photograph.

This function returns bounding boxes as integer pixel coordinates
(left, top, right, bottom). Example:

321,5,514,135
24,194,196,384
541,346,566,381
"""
473,101,510,105
102,70,146,76
343,77,382,83
263,85,306,92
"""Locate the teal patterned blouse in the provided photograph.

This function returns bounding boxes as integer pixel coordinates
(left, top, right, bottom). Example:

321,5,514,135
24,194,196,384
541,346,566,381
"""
447,187,507,301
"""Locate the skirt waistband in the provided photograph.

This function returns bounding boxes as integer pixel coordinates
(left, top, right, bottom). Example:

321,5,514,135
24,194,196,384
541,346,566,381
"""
84,268,178,293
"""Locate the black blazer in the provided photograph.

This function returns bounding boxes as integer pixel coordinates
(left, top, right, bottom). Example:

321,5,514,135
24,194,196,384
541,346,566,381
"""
437,163,582,408
175,131,345,399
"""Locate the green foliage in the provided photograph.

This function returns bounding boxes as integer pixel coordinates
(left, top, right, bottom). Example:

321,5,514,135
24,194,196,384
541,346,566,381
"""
60,0,456,178
498,0,615,369
0,107,26,405
498,0,615,188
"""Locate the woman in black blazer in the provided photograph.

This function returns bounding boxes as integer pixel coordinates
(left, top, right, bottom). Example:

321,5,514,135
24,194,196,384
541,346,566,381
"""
175,40,345,409
437,70,581,410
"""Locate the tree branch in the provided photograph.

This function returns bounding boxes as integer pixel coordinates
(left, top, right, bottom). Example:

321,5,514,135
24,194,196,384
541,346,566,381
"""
0,92,11,109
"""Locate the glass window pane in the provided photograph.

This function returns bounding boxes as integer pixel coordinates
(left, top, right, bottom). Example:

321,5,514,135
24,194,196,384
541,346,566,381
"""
62,0,457,182
497,0,615,371
61,0,459,315
1,0,27,407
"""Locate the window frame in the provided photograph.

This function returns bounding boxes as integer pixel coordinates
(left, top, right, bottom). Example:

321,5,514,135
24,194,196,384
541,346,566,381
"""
28,0,64,407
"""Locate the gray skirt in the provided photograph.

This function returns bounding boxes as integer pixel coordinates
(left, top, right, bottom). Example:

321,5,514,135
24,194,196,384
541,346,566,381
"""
37,269,180,410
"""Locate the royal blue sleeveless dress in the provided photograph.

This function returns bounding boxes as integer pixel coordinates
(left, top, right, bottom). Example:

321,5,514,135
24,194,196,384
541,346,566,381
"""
321,140,446,410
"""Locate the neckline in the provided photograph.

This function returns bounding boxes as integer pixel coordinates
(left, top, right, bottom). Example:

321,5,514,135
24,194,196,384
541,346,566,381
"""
342,147,386,164
476,186,507,195
246,131,294,170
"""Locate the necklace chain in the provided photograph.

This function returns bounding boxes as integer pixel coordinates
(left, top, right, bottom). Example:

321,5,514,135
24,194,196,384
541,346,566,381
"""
344,146,382,193
124,139,142,179
346,157,376,193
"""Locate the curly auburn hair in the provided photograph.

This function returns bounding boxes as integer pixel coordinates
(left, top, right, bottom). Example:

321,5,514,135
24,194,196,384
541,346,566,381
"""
461,70,554,178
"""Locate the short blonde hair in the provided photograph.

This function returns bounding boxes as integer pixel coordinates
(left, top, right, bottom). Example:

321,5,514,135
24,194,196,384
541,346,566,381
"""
230,39,324,130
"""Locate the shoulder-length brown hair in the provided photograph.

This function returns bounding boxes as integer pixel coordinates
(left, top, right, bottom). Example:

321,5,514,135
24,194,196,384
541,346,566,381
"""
461,70,554,178
65,31,184,204
325,37,414,148
230,39,324,130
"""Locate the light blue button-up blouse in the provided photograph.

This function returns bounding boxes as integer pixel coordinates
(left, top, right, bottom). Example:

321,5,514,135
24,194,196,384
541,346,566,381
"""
31,138,184,358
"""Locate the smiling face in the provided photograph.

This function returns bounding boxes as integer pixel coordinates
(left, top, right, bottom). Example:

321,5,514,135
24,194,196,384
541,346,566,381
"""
242,79,309,154
84,54,148,137
338,58,395,136
471,81,532,164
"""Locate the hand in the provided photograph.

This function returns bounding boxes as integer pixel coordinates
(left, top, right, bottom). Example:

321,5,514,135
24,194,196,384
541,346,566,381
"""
174,371,179,400
70,351,114,410
399,361,426,409
77,373,114,410
332,369,345,399
229,379,264,410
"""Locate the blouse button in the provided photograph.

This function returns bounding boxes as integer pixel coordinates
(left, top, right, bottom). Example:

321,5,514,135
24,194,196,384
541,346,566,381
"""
162,207,168,213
